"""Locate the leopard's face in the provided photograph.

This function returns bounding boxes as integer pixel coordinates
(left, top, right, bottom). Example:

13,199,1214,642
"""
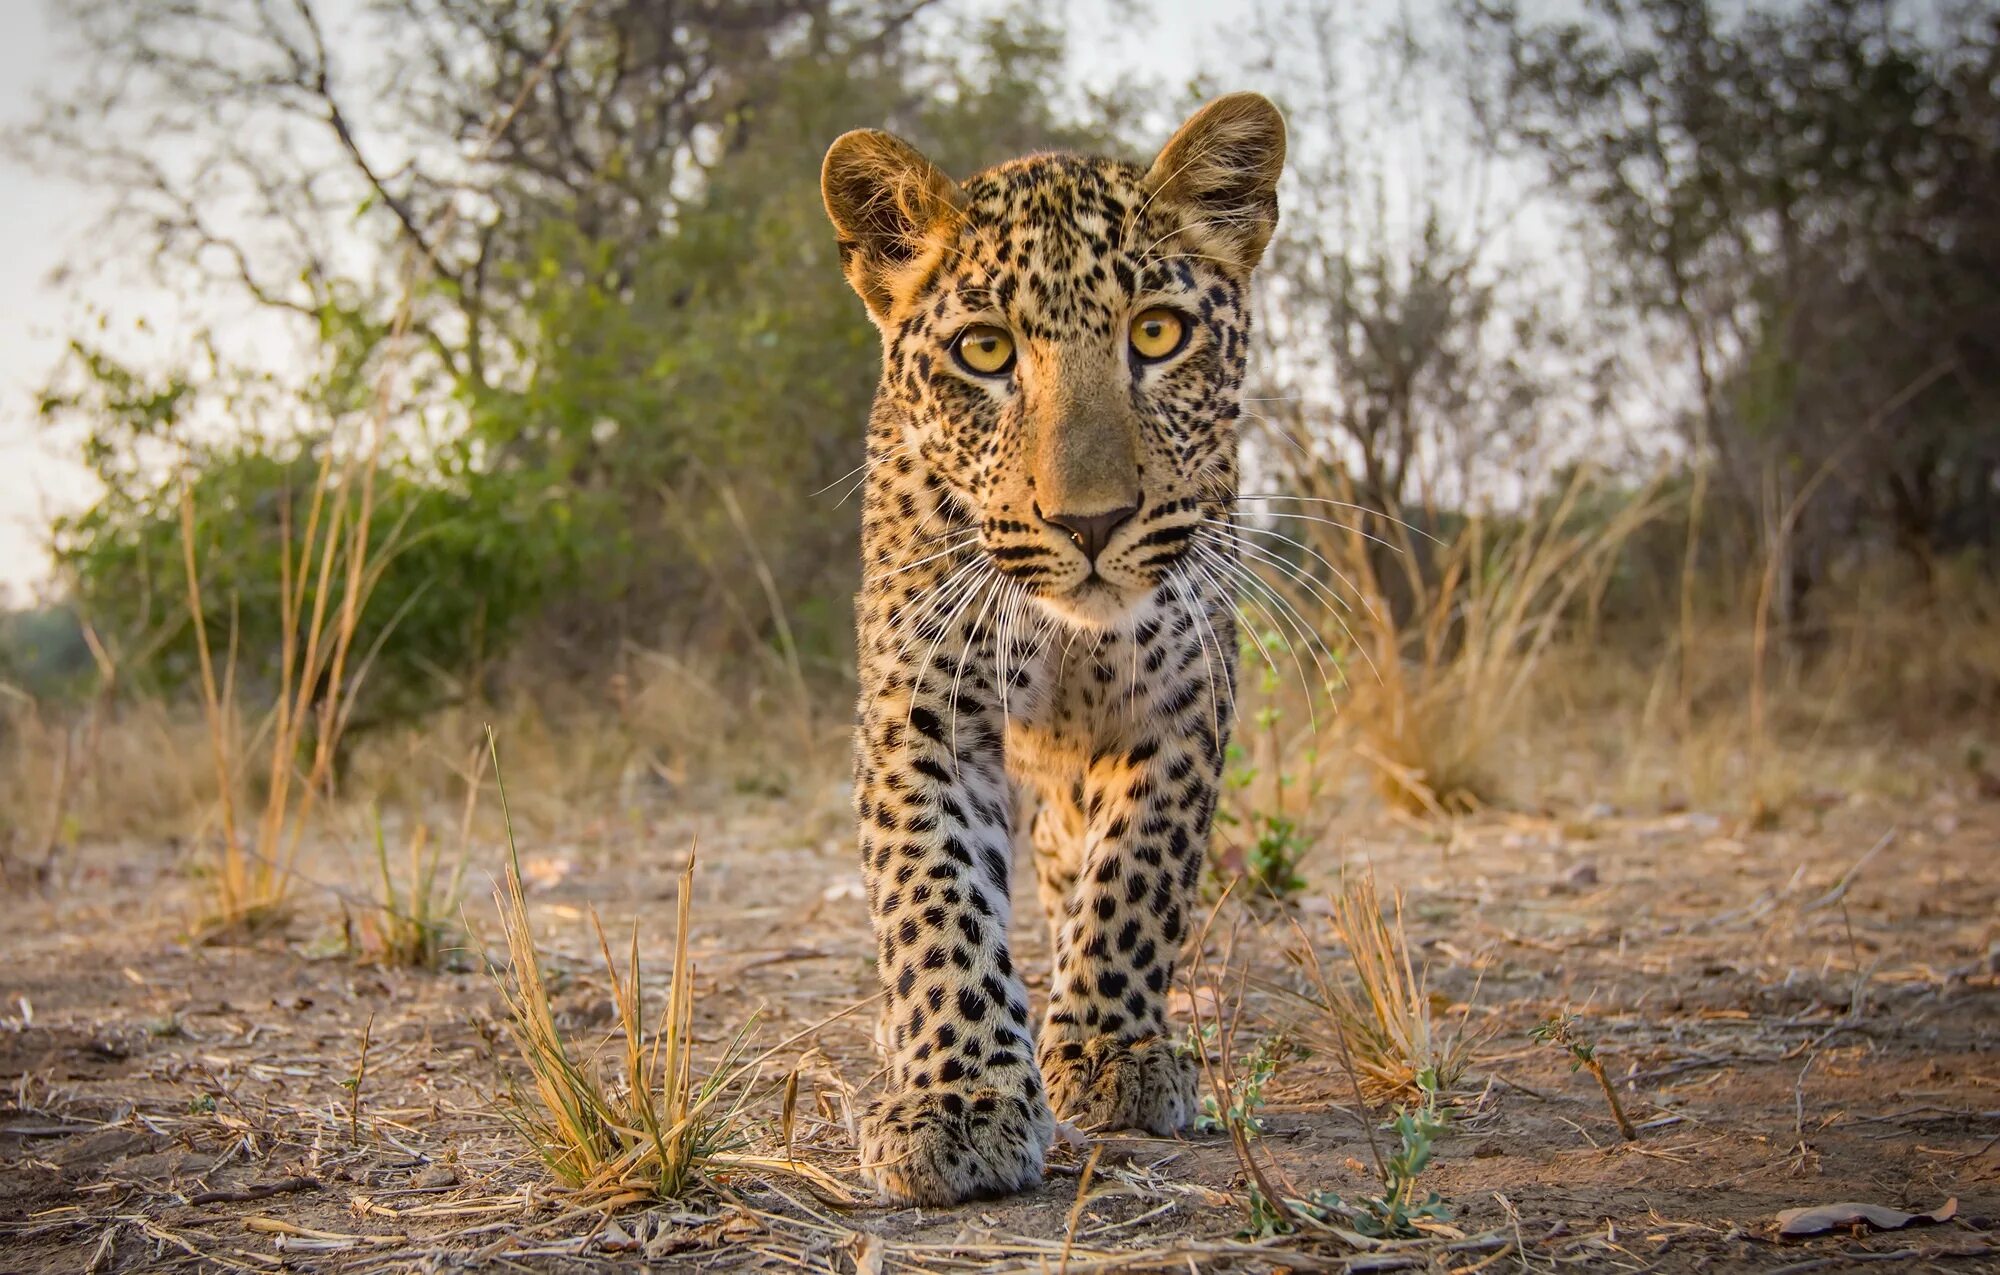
824,100,1283,629
878,157,1251,627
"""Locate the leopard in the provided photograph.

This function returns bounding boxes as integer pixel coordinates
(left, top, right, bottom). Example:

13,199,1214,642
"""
818,93,1287,1206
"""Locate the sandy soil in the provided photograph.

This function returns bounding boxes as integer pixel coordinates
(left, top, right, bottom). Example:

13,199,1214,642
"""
3,764,1997,1272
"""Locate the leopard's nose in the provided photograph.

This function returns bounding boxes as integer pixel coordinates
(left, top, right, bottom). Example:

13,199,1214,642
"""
1038,502,1139,564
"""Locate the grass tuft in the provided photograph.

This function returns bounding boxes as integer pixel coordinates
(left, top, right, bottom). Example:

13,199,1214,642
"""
1292,869,1476,1104
483,729,845,1204
1298,467,1665,814
352,743,482,968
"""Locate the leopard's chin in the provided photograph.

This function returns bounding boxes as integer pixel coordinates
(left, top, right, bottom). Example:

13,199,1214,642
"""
1034,575,1157,631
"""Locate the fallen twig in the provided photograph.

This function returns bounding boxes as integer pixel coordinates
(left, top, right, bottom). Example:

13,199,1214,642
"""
1800,829,1897,914
189,1177,323,1206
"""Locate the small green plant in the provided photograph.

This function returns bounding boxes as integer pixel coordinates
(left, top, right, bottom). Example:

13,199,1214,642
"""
1196,1033,1299,1136
1532,1010,1638,1141
1214,628,1327,900
356,806,470,968
1235,1079,1455,1239
1243,805,1309,898
1244,1184,1294,1238
1304,1089,1453,1238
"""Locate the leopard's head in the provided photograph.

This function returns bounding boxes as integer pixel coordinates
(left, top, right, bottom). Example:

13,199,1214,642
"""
823,95,1285,629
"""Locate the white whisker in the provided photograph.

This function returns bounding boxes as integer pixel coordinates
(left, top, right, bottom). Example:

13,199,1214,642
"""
1232,506,1408,558
1203,518,1382,623
947,574,1007,761
865,534,981,583
1231,494,1445,546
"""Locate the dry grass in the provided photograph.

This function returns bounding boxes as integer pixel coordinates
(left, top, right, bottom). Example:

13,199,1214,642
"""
1527,556,2000,815
1271,468,1664,814
0,695,214,861
1289,869,1476,1104
176,449,389,935
488,777,741,1196
341,651,845,836
483,732,849,1205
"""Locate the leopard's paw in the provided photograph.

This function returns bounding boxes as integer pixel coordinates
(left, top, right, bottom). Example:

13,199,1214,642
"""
1040,1035,1196,1135
859,1086,1052,1206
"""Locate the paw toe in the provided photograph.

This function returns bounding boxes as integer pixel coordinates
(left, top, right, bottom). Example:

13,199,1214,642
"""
860,1088,1052,1205
1042,1035,1196,1134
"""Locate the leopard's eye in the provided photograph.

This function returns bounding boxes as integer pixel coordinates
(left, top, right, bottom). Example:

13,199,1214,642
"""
953,325,1016,376
1129,308,1188,362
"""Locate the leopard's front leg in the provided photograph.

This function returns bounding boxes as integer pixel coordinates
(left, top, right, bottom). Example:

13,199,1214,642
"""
1038,653,1230,1134
854,689,1052,1205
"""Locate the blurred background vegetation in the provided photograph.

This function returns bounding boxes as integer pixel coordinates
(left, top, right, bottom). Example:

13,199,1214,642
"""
1,0,1996,869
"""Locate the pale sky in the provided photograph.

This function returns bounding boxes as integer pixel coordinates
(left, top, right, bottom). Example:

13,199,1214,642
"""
0,0,103,601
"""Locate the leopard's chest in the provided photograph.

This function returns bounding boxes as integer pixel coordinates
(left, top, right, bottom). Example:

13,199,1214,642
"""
1000,616,1207,785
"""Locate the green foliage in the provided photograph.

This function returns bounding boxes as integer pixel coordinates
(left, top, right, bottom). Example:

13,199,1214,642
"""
1246,1078,1453,1239
1196,1033,1300,1136
460,13,1118,667
0,608,95,701
37,6,1130,721
45,344,557,726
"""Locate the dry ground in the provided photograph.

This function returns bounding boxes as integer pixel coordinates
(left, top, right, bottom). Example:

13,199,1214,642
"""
3,754,1997,1273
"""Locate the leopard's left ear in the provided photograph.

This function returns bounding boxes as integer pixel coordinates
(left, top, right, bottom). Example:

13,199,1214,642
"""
1143,93,1287,274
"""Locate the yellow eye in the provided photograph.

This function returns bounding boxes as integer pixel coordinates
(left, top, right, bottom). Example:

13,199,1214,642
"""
953,325,1016,376
1129,308,1187,361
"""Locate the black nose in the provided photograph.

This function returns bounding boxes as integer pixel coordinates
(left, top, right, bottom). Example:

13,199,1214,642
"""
1040,502,1139,564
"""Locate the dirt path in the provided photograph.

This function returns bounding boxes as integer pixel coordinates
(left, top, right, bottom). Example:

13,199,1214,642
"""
3,778,1996,1272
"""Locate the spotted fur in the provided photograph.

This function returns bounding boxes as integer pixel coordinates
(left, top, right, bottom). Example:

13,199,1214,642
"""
821,94,1286,1206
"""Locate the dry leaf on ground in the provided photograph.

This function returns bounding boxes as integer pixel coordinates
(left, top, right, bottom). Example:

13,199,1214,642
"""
1776,1197,1957,1237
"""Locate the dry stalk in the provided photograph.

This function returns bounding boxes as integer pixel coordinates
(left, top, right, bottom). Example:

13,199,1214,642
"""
1295,869,1475,1104
1582,1054,1637,1141
348,1011,374,1145
1185,885,1300,1233
1532,1012,1637,1141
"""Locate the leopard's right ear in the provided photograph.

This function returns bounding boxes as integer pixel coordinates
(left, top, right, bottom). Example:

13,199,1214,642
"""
821,129,965,321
